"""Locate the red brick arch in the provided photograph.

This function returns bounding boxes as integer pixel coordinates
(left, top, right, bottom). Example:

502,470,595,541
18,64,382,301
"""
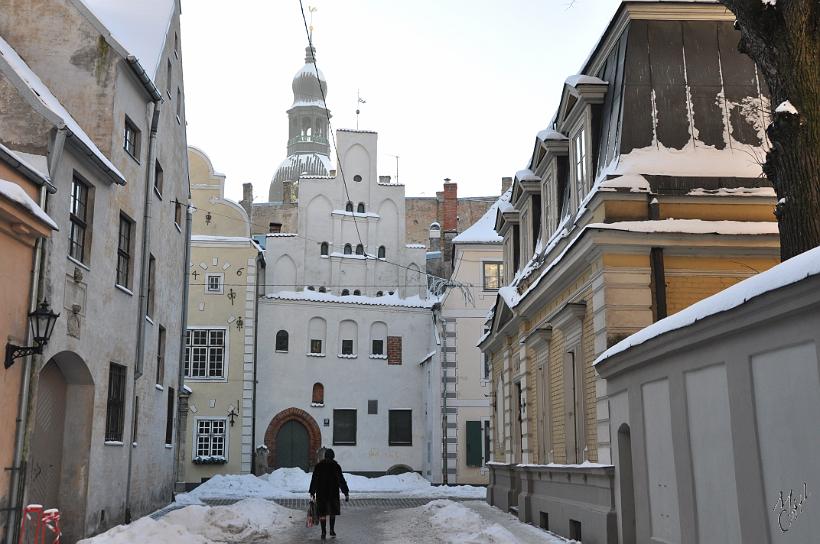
264,407,322,471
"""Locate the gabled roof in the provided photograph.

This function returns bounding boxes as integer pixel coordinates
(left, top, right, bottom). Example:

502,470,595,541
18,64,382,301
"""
0,36,126,185
73,0,176,96
452,188,511,245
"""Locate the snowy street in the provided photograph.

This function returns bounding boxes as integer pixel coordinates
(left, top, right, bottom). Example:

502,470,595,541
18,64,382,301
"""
78,469,573,543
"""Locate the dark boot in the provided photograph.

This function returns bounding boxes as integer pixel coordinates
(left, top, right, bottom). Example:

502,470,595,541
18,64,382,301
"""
320,519,327,539
330,515,336,537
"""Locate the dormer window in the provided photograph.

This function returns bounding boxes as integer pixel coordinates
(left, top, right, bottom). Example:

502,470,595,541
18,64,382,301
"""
341,289,350,296
353,290,361,296
345,202,353,212
572,127,588,205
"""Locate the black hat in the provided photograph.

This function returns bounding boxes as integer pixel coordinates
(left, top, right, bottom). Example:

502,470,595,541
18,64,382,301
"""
324,448,335,460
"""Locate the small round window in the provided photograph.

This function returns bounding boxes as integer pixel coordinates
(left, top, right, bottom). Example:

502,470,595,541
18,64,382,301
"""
353,175,362,182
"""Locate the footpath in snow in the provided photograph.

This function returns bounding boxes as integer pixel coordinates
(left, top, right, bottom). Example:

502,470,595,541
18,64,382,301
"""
175,467,487,504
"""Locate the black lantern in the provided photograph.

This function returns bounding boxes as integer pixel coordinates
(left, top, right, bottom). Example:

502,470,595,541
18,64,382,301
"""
5,300,60,369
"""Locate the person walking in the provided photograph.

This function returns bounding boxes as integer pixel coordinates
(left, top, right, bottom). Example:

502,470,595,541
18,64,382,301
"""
309,448,349,539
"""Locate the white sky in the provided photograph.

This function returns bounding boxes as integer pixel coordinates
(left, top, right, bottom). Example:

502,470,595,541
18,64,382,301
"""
181,0,623,202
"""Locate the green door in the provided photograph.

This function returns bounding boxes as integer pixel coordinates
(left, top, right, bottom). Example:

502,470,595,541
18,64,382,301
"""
277,420,309,470
466,420,482,467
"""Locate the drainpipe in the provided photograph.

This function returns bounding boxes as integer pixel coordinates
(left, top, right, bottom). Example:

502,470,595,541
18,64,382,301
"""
125,101,161,523
440,315,448,485
172,204,193,489
251,252,263,473
5,127,66,544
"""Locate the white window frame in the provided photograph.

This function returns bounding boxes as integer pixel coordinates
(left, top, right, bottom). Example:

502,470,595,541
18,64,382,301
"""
571,119,590,210
184,327,228,381
192,416,229,460
205,272,224,295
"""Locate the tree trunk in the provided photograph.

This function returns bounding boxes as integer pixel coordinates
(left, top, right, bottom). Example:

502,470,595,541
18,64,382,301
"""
720,0,820,260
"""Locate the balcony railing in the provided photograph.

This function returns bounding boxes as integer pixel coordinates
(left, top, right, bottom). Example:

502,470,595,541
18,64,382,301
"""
288,135,328,145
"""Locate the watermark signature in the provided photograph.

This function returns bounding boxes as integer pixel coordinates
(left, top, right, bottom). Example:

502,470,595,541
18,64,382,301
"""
772,482,810,533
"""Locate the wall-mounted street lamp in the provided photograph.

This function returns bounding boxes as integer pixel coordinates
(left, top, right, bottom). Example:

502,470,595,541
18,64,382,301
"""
5,300,60,369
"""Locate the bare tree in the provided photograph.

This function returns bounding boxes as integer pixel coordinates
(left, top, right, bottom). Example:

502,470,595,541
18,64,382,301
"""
720,0,820,260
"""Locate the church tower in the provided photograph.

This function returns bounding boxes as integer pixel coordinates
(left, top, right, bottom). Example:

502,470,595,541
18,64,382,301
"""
269,46,332,202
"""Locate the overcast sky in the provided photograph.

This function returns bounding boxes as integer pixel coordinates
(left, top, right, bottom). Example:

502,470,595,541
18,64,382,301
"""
181,0,623,202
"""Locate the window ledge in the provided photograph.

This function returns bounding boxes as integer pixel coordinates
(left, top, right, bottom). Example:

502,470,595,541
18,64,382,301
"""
275,350,289,354
67,255,91,272
369,354,388,360
145,315,155,326
115,284,134,296
320,255,329,259
337,354,358,359
165,444,173,449
155,384,164,391
104,441,124,447
310,402,324,408
306,353,326,358
132,442,138,448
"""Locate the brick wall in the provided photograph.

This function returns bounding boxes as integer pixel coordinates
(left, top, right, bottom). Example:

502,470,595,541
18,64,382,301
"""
387,336,402,364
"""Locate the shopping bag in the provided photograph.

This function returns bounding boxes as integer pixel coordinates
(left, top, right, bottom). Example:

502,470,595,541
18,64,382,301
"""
306,500,318,528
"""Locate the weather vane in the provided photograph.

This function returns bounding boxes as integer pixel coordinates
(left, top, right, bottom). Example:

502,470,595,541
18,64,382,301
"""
308,6,317,41
356,89,366,129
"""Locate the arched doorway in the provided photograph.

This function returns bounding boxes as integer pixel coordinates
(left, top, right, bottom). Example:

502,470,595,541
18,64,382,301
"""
28,352,94,542
264,408,322,471
277,420,309,470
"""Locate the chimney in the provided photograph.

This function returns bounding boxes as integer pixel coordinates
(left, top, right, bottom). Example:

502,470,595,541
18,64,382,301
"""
443,178,458,232
501,176,513,193
240,182,253,217
379,175,391,184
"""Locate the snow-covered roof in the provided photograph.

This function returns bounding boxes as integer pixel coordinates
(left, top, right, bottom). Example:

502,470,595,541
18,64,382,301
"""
266,289,434,309
515,168,540,182
191,235,255,244
0,179,58,229
332,209,380,219
78,0,176,84
565,74,608,87
0,36,126,184
536,129,568,142
452,188,512,244
587,219,779,236
595,245,820,365
687,187,776,197
599,174,651,192
406,243,426,249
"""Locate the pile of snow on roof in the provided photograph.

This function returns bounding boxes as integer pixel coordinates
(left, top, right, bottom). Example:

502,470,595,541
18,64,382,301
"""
452,188,512,244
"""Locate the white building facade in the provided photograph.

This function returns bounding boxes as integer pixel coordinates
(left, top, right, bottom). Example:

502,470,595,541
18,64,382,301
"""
256,129,436,475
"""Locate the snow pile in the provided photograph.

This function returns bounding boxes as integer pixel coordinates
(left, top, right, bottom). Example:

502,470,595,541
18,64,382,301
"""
176,468,486,501
452,188,512,244
78,499,296,544
386,500,574,543
596,245,820,365
775,100,798,115
565,74,607,87
537,129,568,142
687,186,776,197
266,288,434,309
599,174,651,192
0,179,58,229
587,218,779,236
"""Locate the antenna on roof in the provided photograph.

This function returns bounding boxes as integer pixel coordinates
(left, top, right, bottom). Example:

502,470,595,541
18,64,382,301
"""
356,89,366,130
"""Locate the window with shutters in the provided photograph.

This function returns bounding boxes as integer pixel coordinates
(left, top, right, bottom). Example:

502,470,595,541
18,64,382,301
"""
466,420,482,467
105,363,127,442
333,409,357,445
388,410,412,446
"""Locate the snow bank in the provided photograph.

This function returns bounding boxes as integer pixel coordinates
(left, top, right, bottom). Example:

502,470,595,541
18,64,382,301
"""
386,500,573,543
175,468,486,501
596,245,820,365
78,499,296,544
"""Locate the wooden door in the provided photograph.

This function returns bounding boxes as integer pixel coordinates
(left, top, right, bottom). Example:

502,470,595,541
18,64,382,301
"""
276,420,309,470
28,363,67,510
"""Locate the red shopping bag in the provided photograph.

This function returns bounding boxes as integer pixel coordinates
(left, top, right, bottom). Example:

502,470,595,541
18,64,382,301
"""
306,500,318,528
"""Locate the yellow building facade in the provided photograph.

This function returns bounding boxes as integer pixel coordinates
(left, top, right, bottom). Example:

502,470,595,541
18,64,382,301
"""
480,3,780,542
178,148,264,486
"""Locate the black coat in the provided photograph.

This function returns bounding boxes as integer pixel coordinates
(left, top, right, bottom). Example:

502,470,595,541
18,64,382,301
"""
309,459,349,516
